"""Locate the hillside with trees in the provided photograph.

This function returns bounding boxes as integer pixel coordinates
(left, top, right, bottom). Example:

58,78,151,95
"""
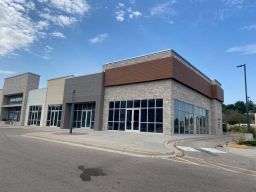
222,101,256,125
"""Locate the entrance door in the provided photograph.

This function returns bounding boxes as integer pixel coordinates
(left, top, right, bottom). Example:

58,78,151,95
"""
9,110,21,122
81,111,86,127
80,110,92,128
49,110,60,127
126,109,140,131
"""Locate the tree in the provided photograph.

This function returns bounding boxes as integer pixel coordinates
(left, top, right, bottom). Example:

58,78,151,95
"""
248,100,256,113
226,104,235,111
234,101,246,114
223,111,244,124
222,100,255,124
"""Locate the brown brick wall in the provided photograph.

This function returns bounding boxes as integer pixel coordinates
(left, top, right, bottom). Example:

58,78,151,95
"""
104,57,172,86
104,56,224,102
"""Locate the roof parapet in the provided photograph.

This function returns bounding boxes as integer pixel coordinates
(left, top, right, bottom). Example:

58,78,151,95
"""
4,72,40,80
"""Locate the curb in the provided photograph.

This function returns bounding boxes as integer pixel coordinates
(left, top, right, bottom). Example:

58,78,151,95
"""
23,134,176,158
165,140,184,157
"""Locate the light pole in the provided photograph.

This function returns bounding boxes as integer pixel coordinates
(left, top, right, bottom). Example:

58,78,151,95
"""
237,64,251,132
69,90,76,134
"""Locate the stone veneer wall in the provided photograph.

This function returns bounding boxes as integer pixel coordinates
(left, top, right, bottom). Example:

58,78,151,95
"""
103,79,172,135
210,100,223,135
103,79,223,135
171,80,222,135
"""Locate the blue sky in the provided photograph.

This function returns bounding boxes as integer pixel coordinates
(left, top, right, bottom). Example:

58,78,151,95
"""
0,0,255,104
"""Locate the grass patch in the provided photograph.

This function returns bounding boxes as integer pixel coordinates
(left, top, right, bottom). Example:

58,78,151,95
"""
238,140,256,146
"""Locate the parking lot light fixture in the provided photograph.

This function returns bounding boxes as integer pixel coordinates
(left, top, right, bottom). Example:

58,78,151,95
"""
236,64,251,132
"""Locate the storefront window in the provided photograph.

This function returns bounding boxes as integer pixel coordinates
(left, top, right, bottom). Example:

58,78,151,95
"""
195,106,209,134
108,99,163,133
174,100,194,134
174,99,209,134
73,102,95,129
27,105,42,126
46,105,62,127
9,95,23,104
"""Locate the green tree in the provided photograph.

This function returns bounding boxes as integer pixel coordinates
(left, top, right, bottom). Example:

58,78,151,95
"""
234,101,246,114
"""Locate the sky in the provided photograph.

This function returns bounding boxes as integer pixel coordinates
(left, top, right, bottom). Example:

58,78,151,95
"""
0,0,255,104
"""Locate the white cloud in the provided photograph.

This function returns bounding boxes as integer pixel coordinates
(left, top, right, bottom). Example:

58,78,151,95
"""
39,13,77,27
45,45,54,53
50,0,90,15
117,3,125,8
55,15,77,26
115,10,125,22
115,3,142,22
0,0,36,56
214,0,246,21
0,0,90,57
129,11,142,19
50,31,66,38
89,33,108,44
36,20,49,30
150,0,176,16
38,0,49,3
226,43,256,55
0,69,16,75
241,24,256,31
222,0,244,9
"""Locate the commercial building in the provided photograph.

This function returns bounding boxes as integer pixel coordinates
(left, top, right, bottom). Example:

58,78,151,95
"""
102,50,223,135
0,50,224,135
0,73,40,125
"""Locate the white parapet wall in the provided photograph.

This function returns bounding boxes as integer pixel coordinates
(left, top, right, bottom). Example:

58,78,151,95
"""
25,88,47,127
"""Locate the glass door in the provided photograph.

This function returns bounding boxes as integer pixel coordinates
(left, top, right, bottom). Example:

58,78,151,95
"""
81,111,86,128
126,109,140,132
80,110,92,129
8,108,21,122
133,109,140,131
49,110,60,126
126,109,132,130
86,111,91,128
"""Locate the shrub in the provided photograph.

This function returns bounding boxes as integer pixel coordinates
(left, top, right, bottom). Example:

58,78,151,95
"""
229,126,248,133
238,140,256,146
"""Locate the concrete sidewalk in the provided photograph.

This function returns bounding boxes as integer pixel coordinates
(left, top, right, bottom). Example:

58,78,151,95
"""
229,147,256,159
22,128,223,158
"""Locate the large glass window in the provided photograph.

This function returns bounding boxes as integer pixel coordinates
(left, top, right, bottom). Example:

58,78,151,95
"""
8,107,21,122
174,99,194,134
195,106,209,134
174,99,209,134
108,99,163,133
46,105,62,127
27,105,42,126
8,95,23,104
72,102,95,129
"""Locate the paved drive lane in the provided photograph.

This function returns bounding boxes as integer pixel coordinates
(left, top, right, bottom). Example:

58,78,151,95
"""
0,128,255,192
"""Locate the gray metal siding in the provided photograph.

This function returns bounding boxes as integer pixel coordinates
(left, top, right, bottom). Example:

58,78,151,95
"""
61,73,104,130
